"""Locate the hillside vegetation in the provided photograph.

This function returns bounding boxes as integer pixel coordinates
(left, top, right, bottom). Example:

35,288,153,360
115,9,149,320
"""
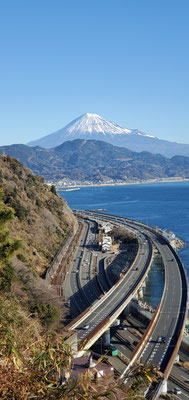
1,139,189,185
0,154,76,276
0,155,80,398
0,154,77,329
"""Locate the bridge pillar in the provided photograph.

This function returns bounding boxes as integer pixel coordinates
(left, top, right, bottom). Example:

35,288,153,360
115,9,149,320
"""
142,280,146,288
102,329,110,347
123,303,131,317
161,380,167,394
138,287,143,298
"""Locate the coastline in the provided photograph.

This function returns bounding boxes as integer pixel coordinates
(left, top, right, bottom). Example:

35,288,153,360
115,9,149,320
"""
56,177,189,190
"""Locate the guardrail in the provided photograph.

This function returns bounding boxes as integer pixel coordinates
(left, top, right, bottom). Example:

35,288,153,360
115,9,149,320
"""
162,242,188,379
117,227,167,379
121,299,163,378
68,235,141,331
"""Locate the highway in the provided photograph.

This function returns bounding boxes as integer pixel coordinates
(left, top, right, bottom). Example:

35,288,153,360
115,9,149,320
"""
67,212,154,347
108,314,189,399
76,234,151,345
63,210,187,397
64,219,102,317
140,233,182,370
74,211,187,398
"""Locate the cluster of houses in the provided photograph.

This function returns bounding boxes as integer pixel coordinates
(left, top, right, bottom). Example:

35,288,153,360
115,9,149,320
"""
97,222,113,252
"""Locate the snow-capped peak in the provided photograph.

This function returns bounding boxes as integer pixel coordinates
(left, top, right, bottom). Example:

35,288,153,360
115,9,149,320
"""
63,112,133,136
27,112,155,149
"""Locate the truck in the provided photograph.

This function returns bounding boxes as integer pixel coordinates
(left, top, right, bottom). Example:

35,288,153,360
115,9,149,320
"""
108,344,118,356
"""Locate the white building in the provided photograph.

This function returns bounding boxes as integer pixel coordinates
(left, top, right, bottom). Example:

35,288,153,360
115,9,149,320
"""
162,229,175,241
99,222,112,234
102,236,112,252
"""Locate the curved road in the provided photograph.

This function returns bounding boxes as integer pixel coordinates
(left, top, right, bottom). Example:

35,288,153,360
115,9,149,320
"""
75,210,187,377
68,213,153,347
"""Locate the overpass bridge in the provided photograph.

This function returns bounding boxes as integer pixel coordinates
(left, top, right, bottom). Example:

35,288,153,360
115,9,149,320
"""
67,215,154,349
71,210,187,397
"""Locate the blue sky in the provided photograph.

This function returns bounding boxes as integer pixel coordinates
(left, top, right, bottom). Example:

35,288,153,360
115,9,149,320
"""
0,0,189,146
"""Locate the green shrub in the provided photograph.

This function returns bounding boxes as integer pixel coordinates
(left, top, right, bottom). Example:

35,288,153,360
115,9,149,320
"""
50,185,57,195
0,262,17,292
4,186,17,201
4,194,29,222
13,201,29,221
38,175,45,184
0,237,22,267
30,301,60,327
15,203,28,221
9,157,23,176
17,253,27,263
25,174,38,188
26,189,36,200
36,198,42,208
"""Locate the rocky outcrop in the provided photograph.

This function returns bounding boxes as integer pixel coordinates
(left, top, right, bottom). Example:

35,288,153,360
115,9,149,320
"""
170,237,186,250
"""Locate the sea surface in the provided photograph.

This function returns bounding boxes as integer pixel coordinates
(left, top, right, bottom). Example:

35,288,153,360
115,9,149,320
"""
59,182,189,309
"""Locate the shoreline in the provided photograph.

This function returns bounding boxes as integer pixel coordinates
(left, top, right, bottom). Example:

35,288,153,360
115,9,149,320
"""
57,177,189,190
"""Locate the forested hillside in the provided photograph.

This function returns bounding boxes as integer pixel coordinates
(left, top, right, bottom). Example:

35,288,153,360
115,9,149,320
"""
1,139,189,185
0,155,77,322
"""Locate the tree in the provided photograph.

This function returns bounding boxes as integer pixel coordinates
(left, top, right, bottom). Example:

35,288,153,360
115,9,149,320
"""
50,185,57,195
0,188,21,289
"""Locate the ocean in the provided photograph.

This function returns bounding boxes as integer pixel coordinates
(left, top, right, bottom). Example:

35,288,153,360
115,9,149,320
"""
59,182,189,308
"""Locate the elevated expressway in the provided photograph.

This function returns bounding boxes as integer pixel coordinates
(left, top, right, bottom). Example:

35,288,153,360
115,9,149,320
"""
73,211,188,396
66,216,154,346
66,211,187,380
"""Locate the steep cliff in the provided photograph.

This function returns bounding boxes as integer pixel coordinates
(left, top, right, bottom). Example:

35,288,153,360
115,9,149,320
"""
0,154,77,329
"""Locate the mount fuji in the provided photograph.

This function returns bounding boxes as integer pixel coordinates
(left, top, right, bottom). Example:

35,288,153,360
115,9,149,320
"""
27,113,189,158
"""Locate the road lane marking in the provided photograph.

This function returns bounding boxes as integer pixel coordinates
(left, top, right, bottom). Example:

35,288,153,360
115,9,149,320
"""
181,375,188,381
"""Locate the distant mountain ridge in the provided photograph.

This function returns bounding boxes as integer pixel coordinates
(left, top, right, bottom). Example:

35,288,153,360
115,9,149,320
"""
27,113,189,158
1,139,189,185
